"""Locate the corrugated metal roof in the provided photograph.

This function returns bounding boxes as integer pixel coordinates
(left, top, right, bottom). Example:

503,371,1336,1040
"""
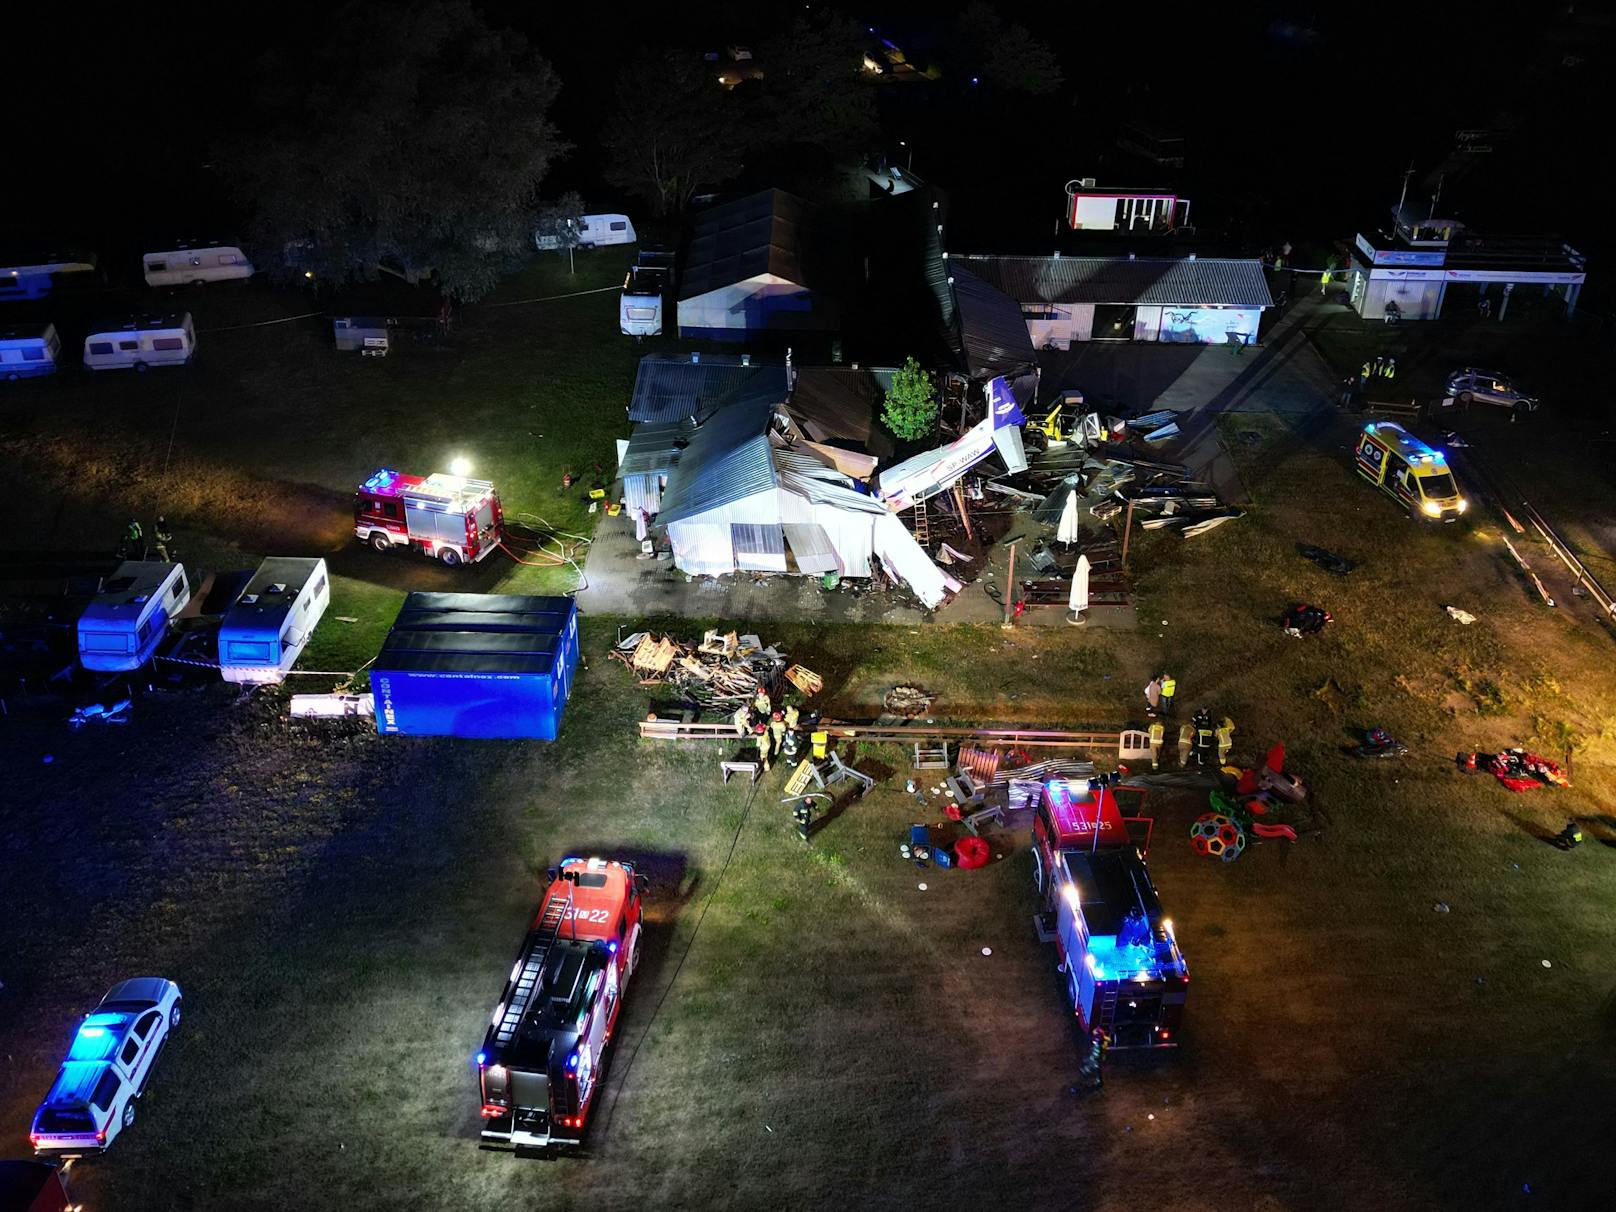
951,266,1038,379
376,593,575,675
783,523,838,573
628,355,789,424
681,189,813,300
786,366,892,454
617,418,692,477
655,396,778,525
951,255,1274,308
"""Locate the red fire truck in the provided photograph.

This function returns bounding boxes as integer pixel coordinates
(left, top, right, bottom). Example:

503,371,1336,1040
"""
1032,777,1188,1049
477,857,645,1149
354,468,504,567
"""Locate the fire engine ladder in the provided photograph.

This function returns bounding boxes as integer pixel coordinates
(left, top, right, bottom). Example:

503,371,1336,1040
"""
1096,987,1119,1029
492,885,574,1048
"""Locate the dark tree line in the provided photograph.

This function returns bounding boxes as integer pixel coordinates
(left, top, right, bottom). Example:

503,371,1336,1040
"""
220,1,1063,298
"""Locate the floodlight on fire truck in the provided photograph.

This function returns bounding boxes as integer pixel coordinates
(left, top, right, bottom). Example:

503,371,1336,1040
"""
449,456,473,478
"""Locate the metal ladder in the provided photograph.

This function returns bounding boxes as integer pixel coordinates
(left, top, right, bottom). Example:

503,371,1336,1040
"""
492,885,573,1047
912,496,931,548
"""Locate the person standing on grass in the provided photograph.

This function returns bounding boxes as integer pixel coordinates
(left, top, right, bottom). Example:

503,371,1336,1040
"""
123,518,145,561
153,516,175,563
732,703,752,737
1148,720,1165,770
1177,722,1194,767
755,722,773,772
1144,674,1163,717
1158,673,1177,718
1216,717,1236,767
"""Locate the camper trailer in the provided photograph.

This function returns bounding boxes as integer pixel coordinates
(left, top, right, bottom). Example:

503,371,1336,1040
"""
218,557,331,684
76,562,191,673
143,243,255,288
535,214,637,251
620,249,674,337
83,314,196,372
0,324,61,380
0,250,97,301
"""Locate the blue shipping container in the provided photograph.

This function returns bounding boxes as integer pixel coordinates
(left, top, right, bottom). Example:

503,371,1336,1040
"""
371,592,580,740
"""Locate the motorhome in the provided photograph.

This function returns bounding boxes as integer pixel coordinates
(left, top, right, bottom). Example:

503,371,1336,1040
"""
218,557,331,684
142,243,255,288
0,324,61,380
83,314,196,372
535,214,637,251
76,562,191,672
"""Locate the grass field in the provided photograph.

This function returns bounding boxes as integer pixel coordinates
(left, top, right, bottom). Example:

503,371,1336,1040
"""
3,272,1616,1211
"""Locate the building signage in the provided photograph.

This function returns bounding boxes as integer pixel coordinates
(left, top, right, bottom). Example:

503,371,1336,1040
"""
1368,267,1585,285
1353,234,1446,266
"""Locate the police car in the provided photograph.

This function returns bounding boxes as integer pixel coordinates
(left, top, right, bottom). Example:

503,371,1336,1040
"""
1443,368,1539,414
29,978,182,1157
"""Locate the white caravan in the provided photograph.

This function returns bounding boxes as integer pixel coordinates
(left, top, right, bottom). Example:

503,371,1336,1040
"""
218,557,331,684
83,314,196,372
535,214,637,251
0,324,61,379
143,243,255,288
77,562,192,672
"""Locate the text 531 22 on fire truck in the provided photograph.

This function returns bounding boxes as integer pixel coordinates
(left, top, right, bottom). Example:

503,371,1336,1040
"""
354,468,504,567
478,858,645,1149
1032,778,1188,1049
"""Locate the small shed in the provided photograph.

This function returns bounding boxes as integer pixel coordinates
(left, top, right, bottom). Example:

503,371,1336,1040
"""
371,592,579,740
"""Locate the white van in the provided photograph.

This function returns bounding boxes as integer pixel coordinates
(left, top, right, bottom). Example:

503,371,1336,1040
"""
0,324,61,380
77,562,191,672
143,243,254,288
218,557,331,684
535,214,637,251
83,314,196,372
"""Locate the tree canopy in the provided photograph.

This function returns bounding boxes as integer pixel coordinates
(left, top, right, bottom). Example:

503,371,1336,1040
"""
603,52,745,218
952,4,1065,95
881,357,940,442
749,11,879,154
226,0,567,301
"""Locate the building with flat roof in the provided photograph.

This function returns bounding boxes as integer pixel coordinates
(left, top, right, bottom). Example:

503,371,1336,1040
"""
1346,205,1586,322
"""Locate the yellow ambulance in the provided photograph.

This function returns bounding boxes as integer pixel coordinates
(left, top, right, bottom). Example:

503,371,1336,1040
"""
1353,422,1469,522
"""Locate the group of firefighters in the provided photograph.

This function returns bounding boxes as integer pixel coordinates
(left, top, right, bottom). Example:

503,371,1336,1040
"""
731,685,815,772
117,516,177,563
1358,355,1398,384
1145,709,1235,772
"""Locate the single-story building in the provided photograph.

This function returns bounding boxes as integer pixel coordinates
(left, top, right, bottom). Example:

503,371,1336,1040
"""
1346,207,1586,322
678,189,838,340
650,394,952,605
944,253,1273,348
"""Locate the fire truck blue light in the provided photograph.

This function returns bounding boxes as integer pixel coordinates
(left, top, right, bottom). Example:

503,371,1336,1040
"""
476,1051,486,1067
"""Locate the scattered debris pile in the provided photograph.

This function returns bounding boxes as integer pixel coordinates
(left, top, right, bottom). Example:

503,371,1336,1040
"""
882,685,933,718
610,628,786,707
1458,749,1570,792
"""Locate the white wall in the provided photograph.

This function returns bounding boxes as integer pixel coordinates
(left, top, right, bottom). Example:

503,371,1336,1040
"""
1361,275,1441,321
678,273,819,336
1156,307,1260,344
1071,196,1118,230
1133,306,1162,341
1024,303,1094,350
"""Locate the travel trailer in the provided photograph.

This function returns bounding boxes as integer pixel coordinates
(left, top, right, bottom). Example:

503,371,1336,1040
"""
218,557,331,684
535,214,637,251
83,314,196,372
142,243,255,288
76,562,191,672
0,324,61,380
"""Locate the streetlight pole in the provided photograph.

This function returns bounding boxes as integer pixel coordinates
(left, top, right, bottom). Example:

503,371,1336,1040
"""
567,218,576,275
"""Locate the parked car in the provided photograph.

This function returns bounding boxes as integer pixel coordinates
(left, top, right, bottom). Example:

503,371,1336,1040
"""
1444,368,1539,413
29,979,182,1157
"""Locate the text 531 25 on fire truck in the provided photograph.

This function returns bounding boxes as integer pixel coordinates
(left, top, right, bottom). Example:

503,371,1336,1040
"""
354,468,504,567
477,858,645,1149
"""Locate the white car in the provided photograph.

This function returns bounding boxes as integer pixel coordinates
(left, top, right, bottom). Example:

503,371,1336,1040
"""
1443,368,1539,413
30,978,182,1157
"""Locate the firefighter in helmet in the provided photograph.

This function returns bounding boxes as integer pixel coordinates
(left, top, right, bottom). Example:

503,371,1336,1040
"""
1147,720,1165,771
153,515,175,563
1555,818,1583,850
754,722,773,771
1191,709,1216,767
